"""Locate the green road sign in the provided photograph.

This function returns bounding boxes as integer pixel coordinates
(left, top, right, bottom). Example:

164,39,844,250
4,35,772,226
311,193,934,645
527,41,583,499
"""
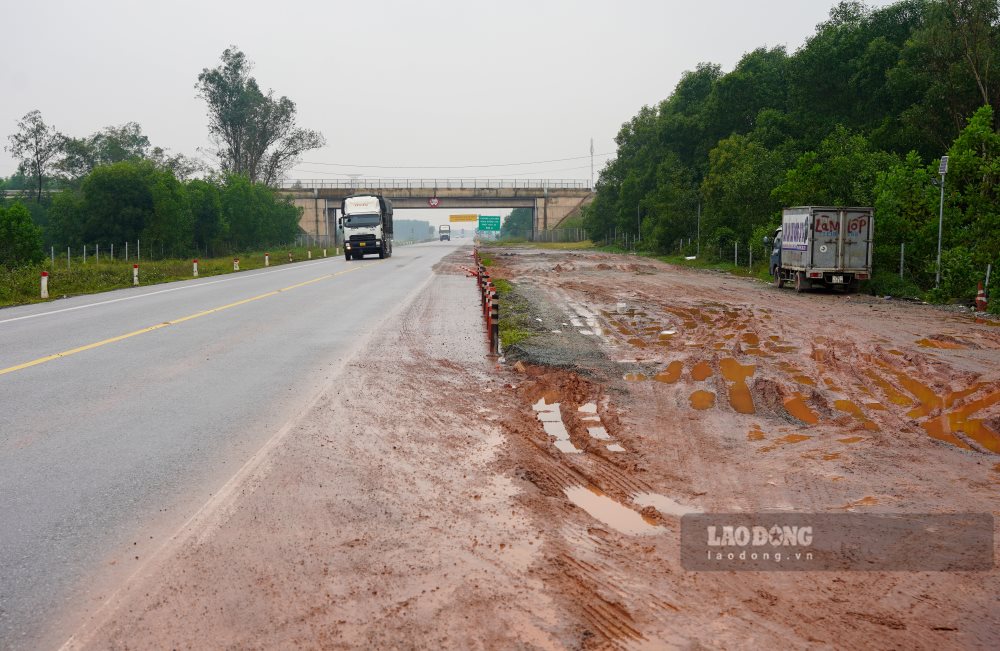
478,215,501,231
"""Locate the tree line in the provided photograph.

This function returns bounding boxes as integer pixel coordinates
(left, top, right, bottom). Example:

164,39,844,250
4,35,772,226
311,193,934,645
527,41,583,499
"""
583,0,999,301
1,47,324,268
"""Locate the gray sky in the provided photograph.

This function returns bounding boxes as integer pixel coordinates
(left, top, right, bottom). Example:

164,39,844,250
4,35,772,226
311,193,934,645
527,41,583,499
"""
2,0,897,214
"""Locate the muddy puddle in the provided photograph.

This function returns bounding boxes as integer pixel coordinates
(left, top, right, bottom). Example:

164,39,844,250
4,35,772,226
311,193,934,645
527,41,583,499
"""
563,486,663,536
532,398,582,454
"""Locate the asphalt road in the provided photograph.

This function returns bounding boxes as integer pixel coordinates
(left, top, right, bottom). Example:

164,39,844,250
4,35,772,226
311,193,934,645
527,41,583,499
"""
0,241,463,650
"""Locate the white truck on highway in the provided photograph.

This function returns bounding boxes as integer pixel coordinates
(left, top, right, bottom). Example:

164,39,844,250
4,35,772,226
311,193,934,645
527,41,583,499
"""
341,194,394,260
439,225,451,241
767,206,873,292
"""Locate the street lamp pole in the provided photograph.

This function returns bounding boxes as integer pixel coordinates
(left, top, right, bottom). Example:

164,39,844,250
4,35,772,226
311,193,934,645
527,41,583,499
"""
636,202,641,242
935,155,948,288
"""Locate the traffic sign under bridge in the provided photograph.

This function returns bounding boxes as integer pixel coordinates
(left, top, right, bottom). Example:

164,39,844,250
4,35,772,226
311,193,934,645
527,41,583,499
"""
478,215,501,231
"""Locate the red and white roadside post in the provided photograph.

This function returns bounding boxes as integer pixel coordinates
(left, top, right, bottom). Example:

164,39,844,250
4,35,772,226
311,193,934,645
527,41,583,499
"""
265,252,270,267
233,258,240,271
288,251,293,263
976,282,988,311
40,271,49,298
132,264,139,286
193,259,199,277
307,250,312,260
322,248,327,258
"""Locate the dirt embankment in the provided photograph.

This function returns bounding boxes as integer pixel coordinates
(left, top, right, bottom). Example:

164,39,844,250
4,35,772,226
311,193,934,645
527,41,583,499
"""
65,248,1000,650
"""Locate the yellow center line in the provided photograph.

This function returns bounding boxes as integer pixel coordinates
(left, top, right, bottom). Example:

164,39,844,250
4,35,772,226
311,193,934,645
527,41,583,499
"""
0,263,372,377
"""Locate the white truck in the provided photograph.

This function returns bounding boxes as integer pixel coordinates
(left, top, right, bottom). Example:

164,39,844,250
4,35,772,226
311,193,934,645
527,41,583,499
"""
768,206,873,292
439,224,451,241
340,194,393,260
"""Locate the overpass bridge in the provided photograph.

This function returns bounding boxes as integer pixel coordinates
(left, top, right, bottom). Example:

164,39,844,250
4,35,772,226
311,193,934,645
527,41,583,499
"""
278,178,594,241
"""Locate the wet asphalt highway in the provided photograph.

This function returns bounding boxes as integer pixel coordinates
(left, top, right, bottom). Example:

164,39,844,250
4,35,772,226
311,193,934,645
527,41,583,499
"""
0,241,462,649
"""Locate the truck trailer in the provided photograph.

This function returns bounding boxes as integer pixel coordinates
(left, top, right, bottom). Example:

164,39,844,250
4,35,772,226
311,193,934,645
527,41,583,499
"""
341,194,393,260
768,206,873,292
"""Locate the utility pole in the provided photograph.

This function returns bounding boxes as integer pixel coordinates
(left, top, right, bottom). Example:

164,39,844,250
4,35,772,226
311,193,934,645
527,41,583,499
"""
590,138,594,190
935,155,948,288
636,202,641,242
696,201,701,258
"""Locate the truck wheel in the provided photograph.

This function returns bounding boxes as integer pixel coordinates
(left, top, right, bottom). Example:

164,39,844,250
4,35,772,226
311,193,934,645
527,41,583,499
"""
378,244,385,259
794,271,806,293
773,266,784,288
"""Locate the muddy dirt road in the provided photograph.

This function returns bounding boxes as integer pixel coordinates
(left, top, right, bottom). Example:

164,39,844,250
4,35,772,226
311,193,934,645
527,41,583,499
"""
63,248,998,649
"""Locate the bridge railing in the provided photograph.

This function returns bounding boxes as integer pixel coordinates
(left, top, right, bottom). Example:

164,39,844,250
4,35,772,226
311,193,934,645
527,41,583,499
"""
278,178,592,191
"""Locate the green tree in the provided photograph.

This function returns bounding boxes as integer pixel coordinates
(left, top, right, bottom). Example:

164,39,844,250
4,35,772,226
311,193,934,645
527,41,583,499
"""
196,47,325,184
5,110,64,201
501,208,532,239
0,202,44,267
186,179,225,252
221,174,300,248
772,126,898,206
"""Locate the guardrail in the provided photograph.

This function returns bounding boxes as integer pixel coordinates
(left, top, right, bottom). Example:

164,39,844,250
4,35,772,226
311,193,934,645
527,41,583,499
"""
278,178,591,191
473,249,500,355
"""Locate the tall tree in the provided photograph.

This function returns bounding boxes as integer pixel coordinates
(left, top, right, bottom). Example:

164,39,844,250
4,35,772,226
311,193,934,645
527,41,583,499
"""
0,202,44,267
196,47,325,184
5,110,64,201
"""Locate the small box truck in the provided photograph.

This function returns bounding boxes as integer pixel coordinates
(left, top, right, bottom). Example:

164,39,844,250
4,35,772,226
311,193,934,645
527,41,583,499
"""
768,206,873,292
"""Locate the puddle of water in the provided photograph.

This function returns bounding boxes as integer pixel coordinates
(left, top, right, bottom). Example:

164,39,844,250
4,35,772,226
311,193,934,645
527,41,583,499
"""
838,436,865,444
822,452,842,460
747,426,766,441
944,383,988,408
720,358,756,414
865,371,915,406
865,402,887,410
563,486,662,535
660,330,677,337
917,338,966,350
841,496,878,509
783,394,819,425
624,372,648,382
533,399,582,454
834,400,864,417
627,338,648,348
777,434,811,444
689,390,716,410
793,375,816,386
654,361,683,384
888,349,904,355
632,492,700,517
742,333,760,346
713,342,726,350
722,333,736,340
587,426,611,440
922,389,1000,452
770,345,799,353
769,335,781,342
555,440,583,454
578,402,598,414
606,443,626,452
683,320,697,329
691,362,713,381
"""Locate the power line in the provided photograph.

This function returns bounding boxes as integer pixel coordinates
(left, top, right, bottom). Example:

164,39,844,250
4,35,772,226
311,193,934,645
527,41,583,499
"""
289,164,594,180
298,152,615,170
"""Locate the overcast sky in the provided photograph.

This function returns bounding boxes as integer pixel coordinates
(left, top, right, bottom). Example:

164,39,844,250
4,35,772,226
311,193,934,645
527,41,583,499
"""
2,0,898,206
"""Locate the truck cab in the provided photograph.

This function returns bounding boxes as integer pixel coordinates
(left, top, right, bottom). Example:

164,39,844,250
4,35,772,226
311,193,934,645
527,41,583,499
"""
439,225,451,241
341,194,393,260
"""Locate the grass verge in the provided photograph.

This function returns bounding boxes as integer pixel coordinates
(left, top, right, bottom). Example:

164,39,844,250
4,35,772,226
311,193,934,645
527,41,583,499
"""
494,277,536,349
0,246,336,308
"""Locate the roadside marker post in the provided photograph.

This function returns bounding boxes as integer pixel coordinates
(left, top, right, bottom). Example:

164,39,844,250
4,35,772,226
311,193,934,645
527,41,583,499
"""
288,252,293,263
233,258,240,271
40,272,49,299
323,249,327,258
308,250,312,260
265,253,270,267
193,259,199,277
132,264,139,286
